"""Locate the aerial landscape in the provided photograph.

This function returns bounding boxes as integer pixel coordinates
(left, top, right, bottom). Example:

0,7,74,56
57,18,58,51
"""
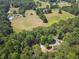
0,0,79,59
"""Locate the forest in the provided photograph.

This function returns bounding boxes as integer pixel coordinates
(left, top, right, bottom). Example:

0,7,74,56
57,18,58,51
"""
0,0,79,59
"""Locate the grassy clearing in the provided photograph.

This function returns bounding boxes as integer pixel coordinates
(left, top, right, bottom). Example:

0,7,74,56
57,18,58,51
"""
11,9,75,32
11,10,46,32
58,1,71,7
45,9,75,26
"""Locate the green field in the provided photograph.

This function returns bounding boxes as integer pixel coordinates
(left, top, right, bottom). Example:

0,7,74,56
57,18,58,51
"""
11,9,75,32
46,10,75,26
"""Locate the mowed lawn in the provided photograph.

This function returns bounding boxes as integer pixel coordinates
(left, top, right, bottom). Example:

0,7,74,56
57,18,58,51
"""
11,10,75,32
45,9,75,26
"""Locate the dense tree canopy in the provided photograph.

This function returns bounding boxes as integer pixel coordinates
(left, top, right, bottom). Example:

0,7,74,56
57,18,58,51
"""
0,0,79,59
0,3,13,36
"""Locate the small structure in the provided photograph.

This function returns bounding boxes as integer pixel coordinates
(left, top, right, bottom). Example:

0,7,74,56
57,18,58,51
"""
8,16,14,21
40,37,63,53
